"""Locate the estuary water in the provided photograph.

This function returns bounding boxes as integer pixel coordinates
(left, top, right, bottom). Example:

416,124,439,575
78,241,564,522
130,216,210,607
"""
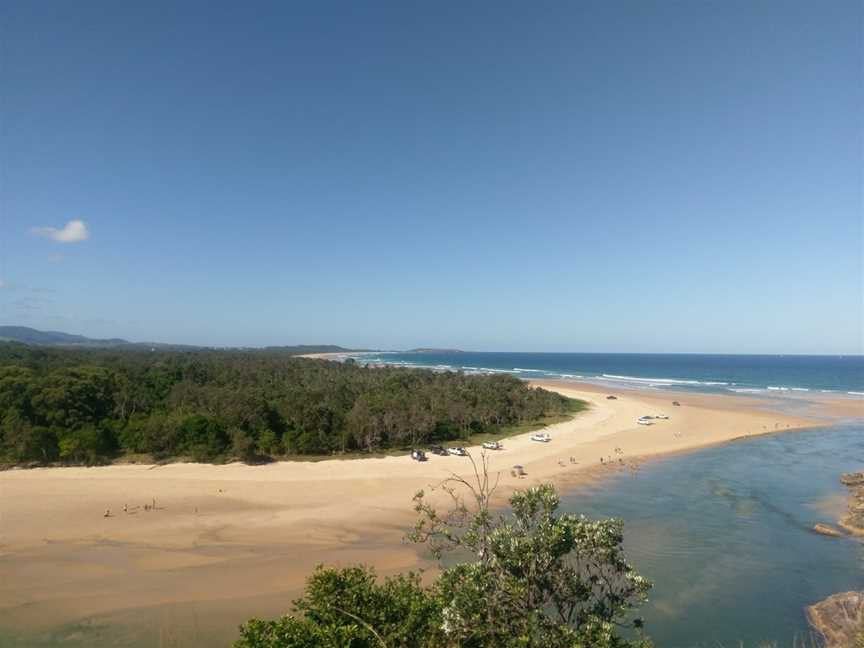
562,424,864,646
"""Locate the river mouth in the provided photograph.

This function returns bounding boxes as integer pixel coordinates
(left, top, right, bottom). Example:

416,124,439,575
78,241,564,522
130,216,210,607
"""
2,424,861,647
561,424,864,647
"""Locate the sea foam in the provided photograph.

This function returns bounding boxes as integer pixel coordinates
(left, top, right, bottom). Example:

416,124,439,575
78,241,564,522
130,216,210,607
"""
599,374,729,387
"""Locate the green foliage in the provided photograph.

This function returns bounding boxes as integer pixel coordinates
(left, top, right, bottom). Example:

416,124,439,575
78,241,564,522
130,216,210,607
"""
57,425,115,464
235,566,443,648
0,413,58,462
178,414,229,461
236,479,651,648
230,427,258,462
0,344,578,466
412,478,651,648
235,617,365,647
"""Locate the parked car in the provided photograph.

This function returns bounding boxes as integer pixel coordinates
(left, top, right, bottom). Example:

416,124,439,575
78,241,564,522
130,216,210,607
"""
606,395,618,400
447,447,467,456
429,445,447,456
482,441,502,450
411,449,427,461
530,433,551,443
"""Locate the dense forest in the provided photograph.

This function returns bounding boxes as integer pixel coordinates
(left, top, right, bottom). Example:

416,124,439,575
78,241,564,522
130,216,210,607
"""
0,343,578,466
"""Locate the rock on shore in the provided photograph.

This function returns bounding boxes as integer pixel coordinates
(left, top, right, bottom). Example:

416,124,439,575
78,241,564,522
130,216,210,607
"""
807,591,864,648
840,472,864,535
814,523,845,538
840,473,864,487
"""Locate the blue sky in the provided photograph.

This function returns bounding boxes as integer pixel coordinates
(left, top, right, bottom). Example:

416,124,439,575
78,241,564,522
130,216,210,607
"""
2,1,861,353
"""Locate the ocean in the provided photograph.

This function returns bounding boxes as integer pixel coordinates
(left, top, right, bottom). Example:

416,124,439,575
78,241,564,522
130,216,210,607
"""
342,351,864,396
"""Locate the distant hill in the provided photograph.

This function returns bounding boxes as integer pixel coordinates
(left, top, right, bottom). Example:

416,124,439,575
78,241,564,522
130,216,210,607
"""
0,326,138,347
0,326,359,354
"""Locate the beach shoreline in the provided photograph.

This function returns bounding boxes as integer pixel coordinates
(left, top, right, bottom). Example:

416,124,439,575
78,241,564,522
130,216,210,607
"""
0,377,857,643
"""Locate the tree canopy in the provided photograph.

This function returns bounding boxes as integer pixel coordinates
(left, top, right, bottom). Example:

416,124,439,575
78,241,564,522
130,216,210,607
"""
0,344,578,465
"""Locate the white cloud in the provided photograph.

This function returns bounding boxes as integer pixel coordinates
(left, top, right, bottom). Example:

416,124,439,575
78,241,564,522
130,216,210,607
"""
31,219,90,243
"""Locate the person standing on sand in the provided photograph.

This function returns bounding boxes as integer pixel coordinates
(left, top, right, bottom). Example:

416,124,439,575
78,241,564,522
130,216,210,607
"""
104,509,111,517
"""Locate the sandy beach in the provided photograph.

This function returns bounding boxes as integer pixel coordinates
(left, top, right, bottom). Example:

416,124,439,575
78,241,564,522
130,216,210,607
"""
0,381,853,644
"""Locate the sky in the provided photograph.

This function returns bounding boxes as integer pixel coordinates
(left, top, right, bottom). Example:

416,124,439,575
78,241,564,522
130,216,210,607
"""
1,1,862,353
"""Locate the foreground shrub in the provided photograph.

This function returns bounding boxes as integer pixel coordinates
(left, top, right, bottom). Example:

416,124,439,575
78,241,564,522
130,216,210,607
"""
237,468,651,648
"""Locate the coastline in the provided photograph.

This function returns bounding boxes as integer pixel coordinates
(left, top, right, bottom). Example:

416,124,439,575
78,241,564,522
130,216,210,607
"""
0,378,853,643
300,351,864,418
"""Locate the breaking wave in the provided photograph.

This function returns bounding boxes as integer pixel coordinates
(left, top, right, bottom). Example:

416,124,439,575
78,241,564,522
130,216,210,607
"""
598,374,730,387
